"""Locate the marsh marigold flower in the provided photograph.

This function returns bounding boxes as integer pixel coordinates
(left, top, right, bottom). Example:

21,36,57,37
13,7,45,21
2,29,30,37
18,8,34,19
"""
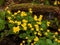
23,27,27,31
31,43,34,45
55,38,58,41
47,29,50,32
17,10,20,13
21,11,27,16
58,28,60,32
21,23,27,27
29,8,33,13
38,32,42,36
47,21,50,26
54,32,58,35
28,40,31,42
31,28,34,31
14,12,17,15
13,26,20,33
34,24,39,28
58,40,60,43
34,15,38,21
38,15,43,21
22,19,28,23
44,32,48,36
36,22,42,25
34,32,37,35
34,36,39,42
36,28,39,31
17,21,21,25
9,20,14,23
7,10,11,14
28,23,32,28
15,21,21,25
5,6,9,10
22,40,25,43
7,17,11,20
54,0,57,5
20,43,23,45
40,28,43,31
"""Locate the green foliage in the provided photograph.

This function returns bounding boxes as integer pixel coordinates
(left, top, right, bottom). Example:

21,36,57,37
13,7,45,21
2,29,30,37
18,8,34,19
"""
0,18,5,30
0,0,5,6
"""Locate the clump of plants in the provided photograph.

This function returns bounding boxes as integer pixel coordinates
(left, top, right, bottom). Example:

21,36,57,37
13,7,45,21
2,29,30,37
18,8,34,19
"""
0,7,60,45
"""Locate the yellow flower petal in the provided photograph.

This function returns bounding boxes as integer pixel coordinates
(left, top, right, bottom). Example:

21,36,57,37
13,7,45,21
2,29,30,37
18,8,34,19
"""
34,36,39,42
13,26,20,33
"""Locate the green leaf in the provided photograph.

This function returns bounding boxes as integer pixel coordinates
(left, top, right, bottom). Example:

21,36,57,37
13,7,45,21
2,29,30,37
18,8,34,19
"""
0,11,5,19
28,16,34,22
39,39,46,45
52,41,58,45
41,20,47,30
0,18,5,30
19,33,27,38
44,0,50,5
46,39,52,45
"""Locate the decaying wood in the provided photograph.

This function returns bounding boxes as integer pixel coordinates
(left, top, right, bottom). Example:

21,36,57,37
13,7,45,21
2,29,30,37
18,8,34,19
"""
8,3,60,13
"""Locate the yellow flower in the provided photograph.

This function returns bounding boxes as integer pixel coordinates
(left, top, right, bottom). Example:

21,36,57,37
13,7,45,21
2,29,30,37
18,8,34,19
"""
28,23,32,28
28,40,31,42
29,8,32,11
54,32,58,35
47,29,50,32
38,15,43,21
55,38,58,41
36,22,42,25
5,6,9,10
15,20,18,23
34,36,39,42
11,14,14,17
29,8,33,13
31,28,34,31
34,42,36,44
17,21,21,25
22,19,28,23
15,21,21,25
14,12,17,15
47,21,50,26
36,28,39,31
22,40,25,43
54,0,57,5
58,28,60,32
44,32,48,36
34,15,38,21
21,23,27,27
7,10,11,14
40,28,43,31
13,26,20,33
57,40,60,43
31,43,34,45
25,37,28,39
20,43,23,45
38,32,42,36
21,11,27,16
58,1,60,4
17,10,20,13
34,32,37,35
23,27,27,31
34,24,39,28
9,20,14,23
53,35,56,38
7,17,11,20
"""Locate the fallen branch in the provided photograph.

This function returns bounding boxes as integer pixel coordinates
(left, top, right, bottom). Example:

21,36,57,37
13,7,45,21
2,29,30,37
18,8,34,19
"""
8,3,60,13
